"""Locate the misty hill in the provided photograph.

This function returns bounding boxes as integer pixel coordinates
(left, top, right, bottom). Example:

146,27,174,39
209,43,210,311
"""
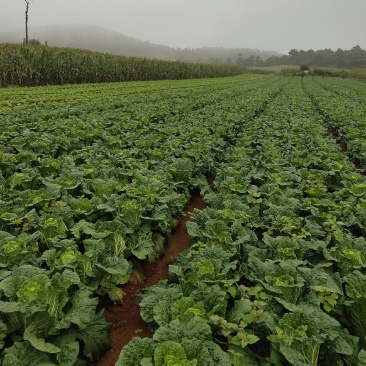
0,24,279,64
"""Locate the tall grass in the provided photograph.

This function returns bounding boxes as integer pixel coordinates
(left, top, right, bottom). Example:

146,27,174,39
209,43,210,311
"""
0,43,246,87
311,67,349,78
349,68,366,82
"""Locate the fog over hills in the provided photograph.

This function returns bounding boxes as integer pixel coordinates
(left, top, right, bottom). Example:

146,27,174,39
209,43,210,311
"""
0,24,280,64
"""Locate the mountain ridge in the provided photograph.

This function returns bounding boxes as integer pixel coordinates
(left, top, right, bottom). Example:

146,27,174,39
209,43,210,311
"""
0,24,280,63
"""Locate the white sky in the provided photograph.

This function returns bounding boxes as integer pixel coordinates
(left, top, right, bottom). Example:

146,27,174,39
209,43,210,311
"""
1,0,365,53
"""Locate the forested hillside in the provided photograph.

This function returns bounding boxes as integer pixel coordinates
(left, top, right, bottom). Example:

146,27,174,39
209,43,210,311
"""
0,24,278,64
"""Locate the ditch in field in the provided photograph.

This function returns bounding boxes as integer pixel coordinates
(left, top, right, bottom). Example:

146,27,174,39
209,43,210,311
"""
91,184,211,366
327,125,365,172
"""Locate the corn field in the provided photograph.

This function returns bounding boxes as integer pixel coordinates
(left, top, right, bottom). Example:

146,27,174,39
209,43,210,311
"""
0,44,246,87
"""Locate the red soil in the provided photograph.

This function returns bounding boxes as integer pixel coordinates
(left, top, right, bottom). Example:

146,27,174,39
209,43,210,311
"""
92,189,208,366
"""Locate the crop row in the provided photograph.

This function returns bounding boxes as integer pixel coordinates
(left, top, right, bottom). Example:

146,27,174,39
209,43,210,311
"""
303,78,366,168
0,75,275,126
312,77,366,104
0,75,277,177
117,78,366,365
0,74,264,109
0,75,287,364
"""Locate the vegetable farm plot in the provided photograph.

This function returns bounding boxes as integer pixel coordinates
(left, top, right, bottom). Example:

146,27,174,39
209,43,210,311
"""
115,77,366,365
1,74,366,365
0,74,285,365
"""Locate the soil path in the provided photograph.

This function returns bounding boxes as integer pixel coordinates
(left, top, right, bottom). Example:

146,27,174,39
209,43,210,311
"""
92,187,209,366
328,126,364,171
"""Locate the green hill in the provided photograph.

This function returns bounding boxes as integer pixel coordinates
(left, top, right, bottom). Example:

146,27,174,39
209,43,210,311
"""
0,24,279,63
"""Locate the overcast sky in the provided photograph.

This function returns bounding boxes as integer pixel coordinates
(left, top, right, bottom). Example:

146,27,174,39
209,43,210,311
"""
1,0,365,53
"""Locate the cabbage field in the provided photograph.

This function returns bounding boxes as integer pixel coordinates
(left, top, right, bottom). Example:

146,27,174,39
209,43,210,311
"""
1,74,366,365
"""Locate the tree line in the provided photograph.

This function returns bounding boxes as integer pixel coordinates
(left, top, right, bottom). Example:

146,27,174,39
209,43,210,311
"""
236,45,366,68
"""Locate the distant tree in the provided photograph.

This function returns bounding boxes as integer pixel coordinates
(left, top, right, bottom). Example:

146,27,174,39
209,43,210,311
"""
349,45,366,68
236,53,245,66
237,58,245,66
24,0,34,44
255,55,263,66
288,49,299,64
241,55,256,67
289,49,299,57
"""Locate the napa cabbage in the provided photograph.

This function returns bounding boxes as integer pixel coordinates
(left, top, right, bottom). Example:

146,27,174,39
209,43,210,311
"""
326,235,366,273
269,311,325,365
344,271,366,342
247,257,304,306
263,234,302,260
